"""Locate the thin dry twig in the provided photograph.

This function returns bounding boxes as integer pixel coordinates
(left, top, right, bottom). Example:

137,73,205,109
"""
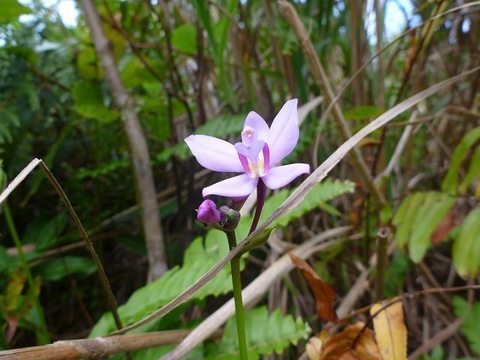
408,319,462,359
375,110,418,181
0,330,221,360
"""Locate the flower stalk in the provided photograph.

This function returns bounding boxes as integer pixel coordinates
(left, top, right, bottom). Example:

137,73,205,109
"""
249,180,266,235
186,100,311,359
225,230,248,360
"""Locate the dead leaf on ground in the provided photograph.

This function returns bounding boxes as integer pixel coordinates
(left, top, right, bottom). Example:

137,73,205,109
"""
370,301,407,360
289,253,338,322
306,322,381,360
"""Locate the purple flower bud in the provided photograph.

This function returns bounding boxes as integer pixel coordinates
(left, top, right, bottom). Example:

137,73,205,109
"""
197,199,221,224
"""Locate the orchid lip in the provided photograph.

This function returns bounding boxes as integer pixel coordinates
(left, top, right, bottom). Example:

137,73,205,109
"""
236,141,270,179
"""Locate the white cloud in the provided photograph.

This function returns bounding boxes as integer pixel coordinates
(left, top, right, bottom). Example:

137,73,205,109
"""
18,0,79,27
57,0,79,27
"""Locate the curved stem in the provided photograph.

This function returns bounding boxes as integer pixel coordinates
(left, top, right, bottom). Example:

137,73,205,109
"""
38,162,124,330
248,180,266,235
226,231,248,360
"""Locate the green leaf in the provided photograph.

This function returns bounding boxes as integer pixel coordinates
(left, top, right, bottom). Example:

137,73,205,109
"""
120,56,164,88
393,192,456,262
89,231,241,337
442,127,480,193
156,114,245,163
0,246,19,273
453,296,480,353
22,125,73,205
345,105,384,120
0,0,31,23
234,179,355,245
384,252,411,297
76,46,99,80
208,307,310,359
34,256,96,282
22,213,67,251
72,81,118,123
267,179,355,229
459,146,480,194
75,158,130,180
193,0,218,55
452,208,480,277
408,192,455,262
4,269,27,313
145,111,171,142
0,160,6,188
172,24,197,55
393,193,424,247
0,109,20,145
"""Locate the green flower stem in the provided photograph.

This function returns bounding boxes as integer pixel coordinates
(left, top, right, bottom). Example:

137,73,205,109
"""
225,230,248,360
3,204,50,344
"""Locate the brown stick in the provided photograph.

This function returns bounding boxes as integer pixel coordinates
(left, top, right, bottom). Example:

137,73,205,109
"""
348,0,366,106
374,0,385,110
408,319,462,359
0,330,221,360
278,1,387,206
79,0,167,279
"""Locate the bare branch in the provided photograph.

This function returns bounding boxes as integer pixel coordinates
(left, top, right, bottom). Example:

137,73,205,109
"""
0,330,220,360
78,0,167,279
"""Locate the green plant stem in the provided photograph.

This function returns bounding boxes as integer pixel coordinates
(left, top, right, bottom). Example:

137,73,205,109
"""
3,204,50,344
225,231,248,360
374,227,389,301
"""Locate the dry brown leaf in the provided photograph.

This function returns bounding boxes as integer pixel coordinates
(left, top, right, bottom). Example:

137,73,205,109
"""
339,350,362,360
306,322,381,360
290,253,338,322
370,302,407,360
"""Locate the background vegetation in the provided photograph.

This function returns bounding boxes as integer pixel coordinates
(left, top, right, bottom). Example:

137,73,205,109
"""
0,0,479,358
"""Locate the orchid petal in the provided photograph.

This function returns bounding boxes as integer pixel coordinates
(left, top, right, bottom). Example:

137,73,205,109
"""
267,99,300,167
185,135,243,173
262,163,310,189
202,174,258,197
243,111,269,144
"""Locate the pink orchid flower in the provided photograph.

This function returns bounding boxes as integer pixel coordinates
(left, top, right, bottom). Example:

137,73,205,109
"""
185,99,310,198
